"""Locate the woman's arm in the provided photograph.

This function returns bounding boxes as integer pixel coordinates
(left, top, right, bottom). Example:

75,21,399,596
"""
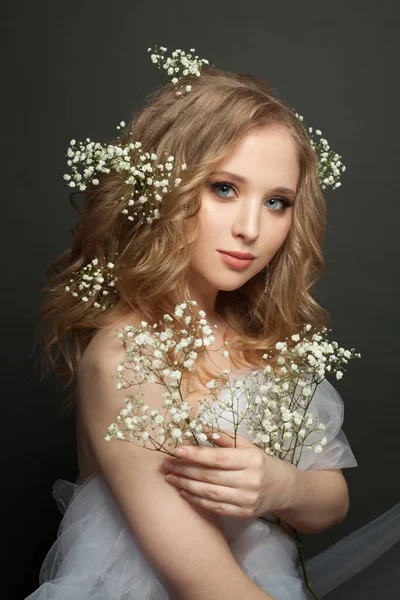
77,327,275,600
273,466,349,534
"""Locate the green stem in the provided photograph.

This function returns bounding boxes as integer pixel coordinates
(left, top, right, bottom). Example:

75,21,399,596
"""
257,517,321,599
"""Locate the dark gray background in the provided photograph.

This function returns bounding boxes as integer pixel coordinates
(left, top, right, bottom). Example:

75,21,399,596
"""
2,1,399,598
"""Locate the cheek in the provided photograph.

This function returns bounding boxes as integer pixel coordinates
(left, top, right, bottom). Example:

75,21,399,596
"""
191,214,220,261
267,215,292,251
281,217,293,239
198,202,225,237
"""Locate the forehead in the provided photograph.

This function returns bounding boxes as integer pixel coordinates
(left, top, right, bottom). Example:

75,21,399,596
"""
228,123,297,155
215,124,300,189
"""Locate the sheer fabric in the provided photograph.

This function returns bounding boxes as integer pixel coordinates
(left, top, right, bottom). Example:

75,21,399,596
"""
25,373,399,599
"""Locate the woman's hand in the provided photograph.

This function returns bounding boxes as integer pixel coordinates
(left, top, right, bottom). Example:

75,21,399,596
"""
160,430,298,519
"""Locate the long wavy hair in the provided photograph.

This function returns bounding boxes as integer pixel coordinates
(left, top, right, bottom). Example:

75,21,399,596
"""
37,66,329,411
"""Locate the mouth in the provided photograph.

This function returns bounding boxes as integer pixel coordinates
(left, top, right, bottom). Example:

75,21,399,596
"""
217,251,255,268
218,250,255,259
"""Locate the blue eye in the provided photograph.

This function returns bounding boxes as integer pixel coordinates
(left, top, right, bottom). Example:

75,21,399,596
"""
265,197,292,211
209,182,235,198
208,181,294,212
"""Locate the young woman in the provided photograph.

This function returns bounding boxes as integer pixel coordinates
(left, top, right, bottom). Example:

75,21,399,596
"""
26,60,396,599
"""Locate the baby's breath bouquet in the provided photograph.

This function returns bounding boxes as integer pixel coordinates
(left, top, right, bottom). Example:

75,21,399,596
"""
106,300,360,460
105,300,360,600
106,300,227,450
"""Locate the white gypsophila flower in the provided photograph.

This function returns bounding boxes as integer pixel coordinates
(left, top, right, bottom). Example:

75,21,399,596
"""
170,370,183,380
205,379,216,389
275,341,286,351
147,45,209,98
171,428,182,440
294,112,346,191
63,134,188,225
64,254,118,310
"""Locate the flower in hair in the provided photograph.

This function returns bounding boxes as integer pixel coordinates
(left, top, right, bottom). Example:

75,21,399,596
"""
293,113,346,191
147,45,211,97
65,257,118,310
64,132,187,225
62,45,348,313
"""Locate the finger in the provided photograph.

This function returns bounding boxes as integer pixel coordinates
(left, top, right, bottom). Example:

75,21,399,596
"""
179,489,251,519
173,445,251,469
167,460,239,487
166,472,249,509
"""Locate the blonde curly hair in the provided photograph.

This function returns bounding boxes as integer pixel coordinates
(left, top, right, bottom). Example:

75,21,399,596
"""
37,66,329,411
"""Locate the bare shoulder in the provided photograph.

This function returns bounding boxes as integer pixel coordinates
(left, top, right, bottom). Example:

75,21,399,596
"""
78,310,142,377
76,308,174,455
76,309,148,449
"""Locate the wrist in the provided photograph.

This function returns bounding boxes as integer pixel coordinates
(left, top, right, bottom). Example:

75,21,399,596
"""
274,458,304,515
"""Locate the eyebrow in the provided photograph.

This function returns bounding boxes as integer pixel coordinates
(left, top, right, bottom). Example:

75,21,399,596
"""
209,170,297,198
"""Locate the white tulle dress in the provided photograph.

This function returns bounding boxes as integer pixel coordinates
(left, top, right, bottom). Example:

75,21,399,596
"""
25,372,400,599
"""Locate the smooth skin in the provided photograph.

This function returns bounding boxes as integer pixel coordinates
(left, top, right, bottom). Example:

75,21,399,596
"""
173,122,349,535
77,123,347,599
186,122,299,323
77,325,275,600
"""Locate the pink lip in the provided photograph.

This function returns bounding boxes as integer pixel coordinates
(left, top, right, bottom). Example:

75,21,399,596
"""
218,250,255,259
218,251,254,269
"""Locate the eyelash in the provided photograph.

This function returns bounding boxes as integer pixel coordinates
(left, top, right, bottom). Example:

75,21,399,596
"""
208,181,294,212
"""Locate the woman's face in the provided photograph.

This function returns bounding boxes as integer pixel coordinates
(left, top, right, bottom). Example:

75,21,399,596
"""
188,123,300,302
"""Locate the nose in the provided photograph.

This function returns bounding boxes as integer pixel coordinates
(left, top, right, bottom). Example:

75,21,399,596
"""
231,199,261,242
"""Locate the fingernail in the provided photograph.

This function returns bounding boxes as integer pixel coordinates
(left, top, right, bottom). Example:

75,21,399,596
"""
174,447,187,457
161,461,174,472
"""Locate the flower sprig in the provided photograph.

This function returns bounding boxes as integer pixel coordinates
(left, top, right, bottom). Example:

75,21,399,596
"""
65,256,118,310
63,132,187,224
147,45,210,97
192,371,329,467
104,302,361,464
105,300,230,450
184,324,360,465
294,112,346,190
261,323,360,382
